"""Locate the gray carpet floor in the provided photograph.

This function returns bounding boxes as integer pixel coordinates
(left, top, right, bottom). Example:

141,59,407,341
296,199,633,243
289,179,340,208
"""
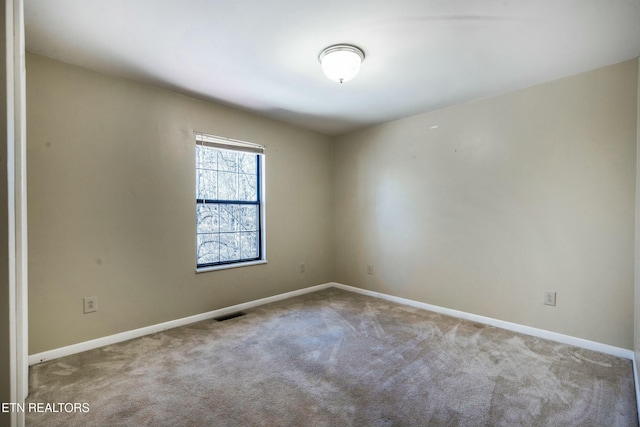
27,288,638,426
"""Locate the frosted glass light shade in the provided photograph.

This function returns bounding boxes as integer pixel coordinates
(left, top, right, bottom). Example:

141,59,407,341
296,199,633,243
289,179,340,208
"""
319,45,365,84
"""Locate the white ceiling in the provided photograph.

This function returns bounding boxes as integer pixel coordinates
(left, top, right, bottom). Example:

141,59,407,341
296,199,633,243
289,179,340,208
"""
25,0,640,136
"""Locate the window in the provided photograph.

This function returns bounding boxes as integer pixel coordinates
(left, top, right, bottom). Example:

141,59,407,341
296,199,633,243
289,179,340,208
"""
195,133,265,270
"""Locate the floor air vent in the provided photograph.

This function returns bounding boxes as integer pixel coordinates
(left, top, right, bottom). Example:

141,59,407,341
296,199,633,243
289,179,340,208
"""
213,311,246,322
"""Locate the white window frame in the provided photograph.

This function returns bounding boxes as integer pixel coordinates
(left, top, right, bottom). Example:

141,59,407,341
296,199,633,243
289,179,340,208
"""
195,132,266,272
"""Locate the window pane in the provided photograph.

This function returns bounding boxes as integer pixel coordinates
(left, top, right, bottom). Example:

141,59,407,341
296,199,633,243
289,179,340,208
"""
218,172,238,200
239,152,257,174
241,231,258,258
196,145,203,168
219,204,239,232
239,205,258,232
218,150,238,172
197,234,220,265
219,233,240,262
239,173,257,201
196,169,217,200
196,145,217,170
196,204,219,233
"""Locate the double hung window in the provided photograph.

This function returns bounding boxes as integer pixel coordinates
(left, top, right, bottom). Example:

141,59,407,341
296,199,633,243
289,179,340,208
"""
195,133,265,270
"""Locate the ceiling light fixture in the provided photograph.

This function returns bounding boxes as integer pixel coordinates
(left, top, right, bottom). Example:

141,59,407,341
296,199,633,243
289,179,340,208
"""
318,44,365,84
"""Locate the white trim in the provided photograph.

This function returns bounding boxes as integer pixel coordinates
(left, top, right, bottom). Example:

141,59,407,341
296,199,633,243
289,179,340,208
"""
194,131,265,153
332,283,634,360
196,259,267,273
6,1,27,426
634,55,640,424
13,0,27,404
30,281,635,367
29,283,331,365
634,353,640,422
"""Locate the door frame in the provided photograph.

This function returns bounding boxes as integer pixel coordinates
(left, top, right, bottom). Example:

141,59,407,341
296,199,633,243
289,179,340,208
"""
6,0,28,426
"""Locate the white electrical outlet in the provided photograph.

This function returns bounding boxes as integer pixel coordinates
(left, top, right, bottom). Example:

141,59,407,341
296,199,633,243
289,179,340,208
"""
84,296,98,313
367,264,374,275
543,291,556,306
299,262,305,273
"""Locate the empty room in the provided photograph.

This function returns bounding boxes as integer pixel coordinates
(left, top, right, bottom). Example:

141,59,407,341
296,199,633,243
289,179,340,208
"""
2,0,640,426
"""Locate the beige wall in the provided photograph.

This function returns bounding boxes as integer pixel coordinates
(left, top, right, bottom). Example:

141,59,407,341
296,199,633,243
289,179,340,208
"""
27,51,640,354
334,60,638,349
27,53,334,354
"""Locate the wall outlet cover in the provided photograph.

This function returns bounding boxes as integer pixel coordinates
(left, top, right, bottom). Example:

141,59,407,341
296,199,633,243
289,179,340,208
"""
543,291,556,306
84,296,98,314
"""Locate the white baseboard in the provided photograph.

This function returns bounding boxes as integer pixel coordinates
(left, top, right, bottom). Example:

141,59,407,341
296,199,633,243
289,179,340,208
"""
28,283,332,365
30,281,634,366
331,283,634,360
634,353,640,421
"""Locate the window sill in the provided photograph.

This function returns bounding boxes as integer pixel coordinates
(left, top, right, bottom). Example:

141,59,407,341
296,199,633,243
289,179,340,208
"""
196,259,267,273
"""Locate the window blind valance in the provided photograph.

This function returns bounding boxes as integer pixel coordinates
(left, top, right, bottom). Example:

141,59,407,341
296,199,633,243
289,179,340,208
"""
195,132,265,154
